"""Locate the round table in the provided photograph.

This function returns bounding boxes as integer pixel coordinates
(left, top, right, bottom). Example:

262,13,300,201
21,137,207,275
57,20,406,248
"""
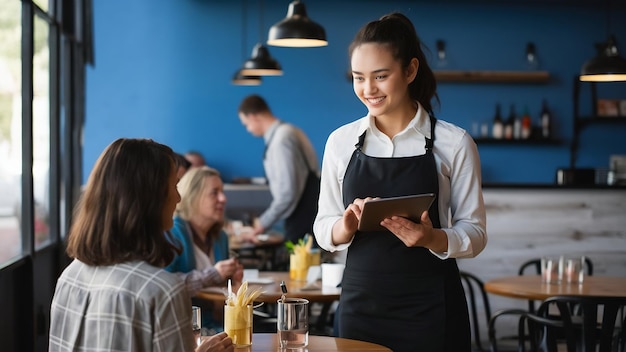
231,333,391,351
485,275,626,300
197,271,341,304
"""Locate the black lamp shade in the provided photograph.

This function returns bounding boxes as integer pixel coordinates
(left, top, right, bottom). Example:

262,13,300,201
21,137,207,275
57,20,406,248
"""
240,43,283,76
267,0,327,47
580,35,626,82
232,69,262,86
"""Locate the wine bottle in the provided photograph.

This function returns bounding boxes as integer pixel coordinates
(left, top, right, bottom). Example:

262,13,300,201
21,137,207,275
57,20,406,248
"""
541,99,551,139
492,103,503,139
521,106,532,139
504,104,515,140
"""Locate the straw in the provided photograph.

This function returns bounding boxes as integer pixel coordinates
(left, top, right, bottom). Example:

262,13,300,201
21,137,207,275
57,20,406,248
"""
304,233,313,252
227,279,234,305
280,280,288,302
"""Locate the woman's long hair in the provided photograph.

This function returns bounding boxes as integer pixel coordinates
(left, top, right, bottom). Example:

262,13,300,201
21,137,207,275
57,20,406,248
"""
66,138,178,267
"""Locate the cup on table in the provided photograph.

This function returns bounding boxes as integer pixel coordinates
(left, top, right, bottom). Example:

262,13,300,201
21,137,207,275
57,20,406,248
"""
290,253,309,281
321,263,345,288
224,304,253,347
563,256,585,284
309,249,321,266
541,256,562,284
277,298,309,349
290,250,322,281
192,306,202,346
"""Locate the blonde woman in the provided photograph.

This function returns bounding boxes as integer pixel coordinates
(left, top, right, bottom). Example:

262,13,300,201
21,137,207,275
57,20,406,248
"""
165,166,243,331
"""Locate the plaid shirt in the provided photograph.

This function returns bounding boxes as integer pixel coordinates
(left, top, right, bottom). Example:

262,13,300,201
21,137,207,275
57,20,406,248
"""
49,260,197,352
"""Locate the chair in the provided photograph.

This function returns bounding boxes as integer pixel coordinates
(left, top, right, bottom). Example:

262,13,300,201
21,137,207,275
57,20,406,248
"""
518,257,594,312
489,295,626,352
460,271,493,352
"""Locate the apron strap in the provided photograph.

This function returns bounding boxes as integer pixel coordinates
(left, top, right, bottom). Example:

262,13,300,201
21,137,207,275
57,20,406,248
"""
426,113,437,152
355,131,366,151
263,121,283,160
354,114,437,152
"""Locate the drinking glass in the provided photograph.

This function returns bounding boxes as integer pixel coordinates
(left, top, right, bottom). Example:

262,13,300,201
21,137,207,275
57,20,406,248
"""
224,304,253,347
277,298,309,349
289,253,309,281
563,256,585,284
192,306,202,346
541,256,562,284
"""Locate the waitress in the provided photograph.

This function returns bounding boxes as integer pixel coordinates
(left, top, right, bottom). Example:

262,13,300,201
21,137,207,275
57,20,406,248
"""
313,12,487,352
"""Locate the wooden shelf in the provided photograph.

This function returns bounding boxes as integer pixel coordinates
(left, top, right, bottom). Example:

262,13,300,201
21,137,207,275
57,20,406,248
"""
434,70,550,83
576,116,626,126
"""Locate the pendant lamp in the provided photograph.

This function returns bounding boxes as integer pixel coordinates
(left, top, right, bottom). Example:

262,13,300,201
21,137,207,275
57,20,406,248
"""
239,0,283,76
232,69,262,86
240,43,283,76
267,0,327,48
580,35,626,82
232,0,263,85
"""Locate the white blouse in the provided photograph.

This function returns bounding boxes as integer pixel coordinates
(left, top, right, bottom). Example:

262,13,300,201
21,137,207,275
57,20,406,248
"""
313,103,487,259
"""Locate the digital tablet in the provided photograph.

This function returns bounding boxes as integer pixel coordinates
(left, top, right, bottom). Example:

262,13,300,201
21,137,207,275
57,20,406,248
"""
357,193,436,232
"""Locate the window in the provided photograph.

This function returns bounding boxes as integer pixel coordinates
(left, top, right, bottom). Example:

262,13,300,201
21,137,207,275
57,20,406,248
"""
0,0,23,263
32,14,51,250
0,0,91,349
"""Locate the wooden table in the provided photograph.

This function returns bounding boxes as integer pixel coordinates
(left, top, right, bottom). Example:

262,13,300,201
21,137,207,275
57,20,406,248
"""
197,271,341,304
231,333,391,351
485,275,626,300
230,234,286,271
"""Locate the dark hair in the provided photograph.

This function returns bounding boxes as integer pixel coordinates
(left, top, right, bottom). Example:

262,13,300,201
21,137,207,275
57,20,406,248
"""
238,94,272,115
66,138,180,267
175,153,192,171
349,12,439,114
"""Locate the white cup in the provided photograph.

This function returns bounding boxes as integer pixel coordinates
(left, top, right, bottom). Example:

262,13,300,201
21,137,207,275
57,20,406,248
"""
321,263,345,288
243,269,259,281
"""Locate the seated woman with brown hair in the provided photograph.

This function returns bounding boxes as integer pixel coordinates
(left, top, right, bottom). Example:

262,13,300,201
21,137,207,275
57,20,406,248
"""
49,138,233,352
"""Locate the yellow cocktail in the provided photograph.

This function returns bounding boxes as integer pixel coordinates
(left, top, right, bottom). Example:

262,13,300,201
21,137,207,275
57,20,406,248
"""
224,304,252,347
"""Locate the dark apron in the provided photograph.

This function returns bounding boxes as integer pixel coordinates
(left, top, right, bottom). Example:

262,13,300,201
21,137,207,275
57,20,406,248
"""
336,115,470,352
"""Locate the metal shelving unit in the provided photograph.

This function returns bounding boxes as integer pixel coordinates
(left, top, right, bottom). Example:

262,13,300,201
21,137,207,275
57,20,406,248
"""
571,76,626,168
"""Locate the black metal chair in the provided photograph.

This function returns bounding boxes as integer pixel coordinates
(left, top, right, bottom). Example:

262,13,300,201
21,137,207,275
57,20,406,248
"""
460,271,493,352
489,295,626,352
518,257,594,312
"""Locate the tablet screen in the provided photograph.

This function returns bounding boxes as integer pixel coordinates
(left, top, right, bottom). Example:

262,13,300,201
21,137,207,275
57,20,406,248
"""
357,193,436,232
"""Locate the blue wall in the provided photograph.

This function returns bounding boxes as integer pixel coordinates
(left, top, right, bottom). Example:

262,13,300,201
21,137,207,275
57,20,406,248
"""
85,0,626,184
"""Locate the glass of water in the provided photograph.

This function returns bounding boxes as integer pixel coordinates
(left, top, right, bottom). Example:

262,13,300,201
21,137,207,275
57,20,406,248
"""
192,306,202,346
277,298,309,349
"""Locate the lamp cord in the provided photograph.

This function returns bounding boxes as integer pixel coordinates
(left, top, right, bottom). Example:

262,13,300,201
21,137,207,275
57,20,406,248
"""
605,1,608,36
259,0,264,43
241,0,247,60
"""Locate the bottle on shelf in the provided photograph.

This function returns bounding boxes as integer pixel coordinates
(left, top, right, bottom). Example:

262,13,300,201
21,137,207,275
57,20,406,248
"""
524,42,539,70
504,104,516,140
540,99,551,139
492,103,503,139
513,107,522,139
521,106,532,139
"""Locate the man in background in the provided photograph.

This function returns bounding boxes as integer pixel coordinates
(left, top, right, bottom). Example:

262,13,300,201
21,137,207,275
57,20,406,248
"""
184,150,207,168
237,94,320,243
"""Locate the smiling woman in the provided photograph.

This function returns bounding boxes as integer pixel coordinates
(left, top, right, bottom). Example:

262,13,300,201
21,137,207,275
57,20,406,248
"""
314,12,486,352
